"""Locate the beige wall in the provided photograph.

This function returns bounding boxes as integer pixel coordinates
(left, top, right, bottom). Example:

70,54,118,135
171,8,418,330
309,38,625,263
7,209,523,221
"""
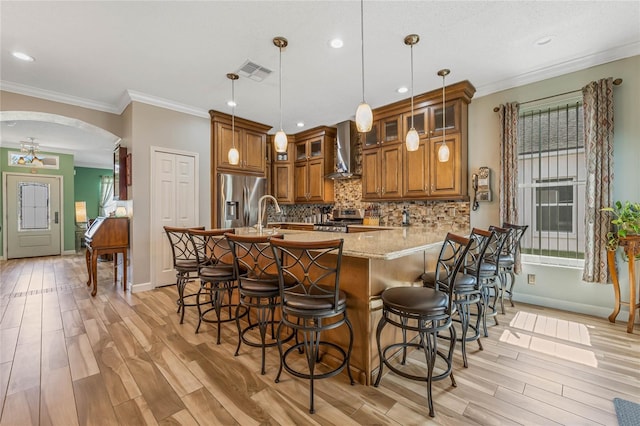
1,90,123,137
468,55,640,318
128,102,210,286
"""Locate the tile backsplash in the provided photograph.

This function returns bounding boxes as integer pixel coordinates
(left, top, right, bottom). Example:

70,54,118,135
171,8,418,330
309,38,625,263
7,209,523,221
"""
275,178,470,232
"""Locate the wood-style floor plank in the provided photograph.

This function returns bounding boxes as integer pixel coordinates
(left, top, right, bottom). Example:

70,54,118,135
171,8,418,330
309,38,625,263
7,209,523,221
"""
1,254,639,426
39,366,79,426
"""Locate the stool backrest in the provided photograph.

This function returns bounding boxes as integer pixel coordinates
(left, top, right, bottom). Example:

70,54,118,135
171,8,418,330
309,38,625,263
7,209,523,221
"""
465,228,495,282
485,226,511,271
501,223,528,257
226,233,283,284
435,233,473,310
163,226,205,268
188,228,235,268
270,238,344,311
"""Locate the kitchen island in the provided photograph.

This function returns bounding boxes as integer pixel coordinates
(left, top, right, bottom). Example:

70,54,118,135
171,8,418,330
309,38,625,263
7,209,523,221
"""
241,226,465,384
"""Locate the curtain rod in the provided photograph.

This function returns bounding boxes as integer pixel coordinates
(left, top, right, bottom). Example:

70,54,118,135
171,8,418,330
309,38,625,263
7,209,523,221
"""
492,78,623,112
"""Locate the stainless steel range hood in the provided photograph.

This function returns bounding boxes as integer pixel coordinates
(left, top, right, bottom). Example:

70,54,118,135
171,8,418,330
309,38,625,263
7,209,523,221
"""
326,120,362,180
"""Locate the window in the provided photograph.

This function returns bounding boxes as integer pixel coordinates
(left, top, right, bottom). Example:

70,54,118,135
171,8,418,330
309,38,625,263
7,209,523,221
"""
535,178,574,233
517,102,585,262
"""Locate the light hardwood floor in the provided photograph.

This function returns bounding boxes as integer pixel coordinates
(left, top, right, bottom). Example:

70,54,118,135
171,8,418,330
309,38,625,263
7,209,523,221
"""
1,254,639,425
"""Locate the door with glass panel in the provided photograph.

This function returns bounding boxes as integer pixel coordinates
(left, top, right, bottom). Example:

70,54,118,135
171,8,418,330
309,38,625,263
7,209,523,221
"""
6,174,62,259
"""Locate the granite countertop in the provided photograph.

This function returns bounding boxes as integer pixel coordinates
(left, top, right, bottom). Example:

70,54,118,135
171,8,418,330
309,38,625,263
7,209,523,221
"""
239,226,468,260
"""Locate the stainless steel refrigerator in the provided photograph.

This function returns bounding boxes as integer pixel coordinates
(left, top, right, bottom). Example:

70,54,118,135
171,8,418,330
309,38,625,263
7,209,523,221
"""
217,173,267,229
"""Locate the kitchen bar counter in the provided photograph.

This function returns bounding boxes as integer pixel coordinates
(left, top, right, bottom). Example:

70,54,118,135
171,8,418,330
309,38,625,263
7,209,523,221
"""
236,225,468,384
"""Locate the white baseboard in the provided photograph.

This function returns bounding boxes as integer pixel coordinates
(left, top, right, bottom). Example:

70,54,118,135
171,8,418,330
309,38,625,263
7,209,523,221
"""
514,293,638,323
130,282,153,293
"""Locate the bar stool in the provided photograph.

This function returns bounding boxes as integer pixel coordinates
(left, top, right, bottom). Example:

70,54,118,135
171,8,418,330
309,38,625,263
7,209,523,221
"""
226,233,294,375
270,238,355,414
480,226,511,335
496,223,529,313
420,229,491,368
375,233,472,417
163,226,205,324
188,228,237,343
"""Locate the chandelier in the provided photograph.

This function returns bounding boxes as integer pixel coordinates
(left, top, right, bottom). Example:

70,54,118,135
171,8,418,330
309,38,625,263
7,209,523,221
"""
18,137,43,166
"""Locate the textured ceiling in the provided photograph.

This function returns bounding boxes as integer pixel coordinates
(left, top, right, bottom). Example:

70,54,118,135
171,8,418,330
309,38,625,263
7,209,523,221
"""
1,1,639,169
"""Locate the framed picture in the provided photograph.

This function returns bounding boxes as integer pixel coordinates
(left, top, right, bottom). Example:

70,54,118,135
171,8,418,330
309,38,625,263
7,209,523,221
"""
113,145,128,200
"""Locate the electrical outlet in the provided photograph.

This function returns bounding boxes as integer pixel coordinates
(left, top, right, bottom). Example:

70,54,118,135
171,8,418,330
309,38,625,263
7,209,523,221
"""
527,274,536,285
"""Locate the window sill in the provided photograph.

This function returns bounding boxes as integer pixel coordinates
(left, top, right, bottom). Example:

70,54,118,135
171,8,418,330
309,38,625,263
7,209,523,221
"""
521,254,584,270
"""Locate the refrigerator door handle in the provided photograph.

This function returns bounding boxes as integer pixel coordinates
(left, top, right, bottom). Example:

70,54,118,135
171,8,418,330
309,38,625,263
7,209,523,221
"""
243,186,249,226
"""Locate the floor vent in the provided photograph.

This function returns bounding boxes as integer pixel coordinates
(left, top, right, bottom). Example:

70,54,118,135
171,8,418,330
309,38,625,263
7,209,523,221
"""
237,60,272,82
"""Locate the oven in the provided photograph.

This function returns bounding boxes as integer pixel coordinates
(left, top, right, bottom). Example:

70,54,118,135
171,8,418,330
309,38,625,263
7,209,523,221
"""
313,209,364,232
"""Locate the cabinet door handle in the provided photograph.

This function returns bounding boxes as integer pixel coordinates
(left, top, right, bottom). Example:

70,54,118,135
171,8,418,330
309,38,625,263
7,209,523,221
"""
381,186,385,194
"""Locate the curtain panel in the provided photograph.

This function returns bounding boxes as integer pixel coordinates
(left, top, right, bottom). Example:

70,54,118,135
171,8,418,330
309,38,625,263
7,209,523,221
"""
99,175,115,217
498,102,522,272
582,77,614,284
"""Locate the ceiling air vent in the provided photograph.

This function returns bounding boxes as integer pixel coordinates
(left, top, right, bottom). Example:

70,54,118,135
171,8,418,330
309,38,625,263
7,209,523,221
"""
237,60,272,82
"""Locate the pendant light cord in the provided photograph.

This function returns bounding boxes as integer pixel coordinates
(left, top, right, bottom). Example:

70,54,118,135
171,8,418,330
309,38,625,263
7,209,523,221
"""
279,46,283,131
231,79,236,148
410,44,414,129
442,74,446,145
360,0,365,103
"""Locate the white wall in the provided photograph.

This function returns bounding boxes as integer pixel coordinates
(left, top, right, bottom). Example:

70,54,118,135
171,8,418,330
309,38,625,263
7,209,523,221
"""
468,55,640,320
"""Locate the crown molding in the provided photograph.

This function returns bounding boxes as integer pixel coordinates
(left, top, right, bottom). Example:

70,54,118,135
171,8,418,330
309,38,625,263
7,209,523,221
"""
124,90,209,118
474,41,640,98
0,80,121,114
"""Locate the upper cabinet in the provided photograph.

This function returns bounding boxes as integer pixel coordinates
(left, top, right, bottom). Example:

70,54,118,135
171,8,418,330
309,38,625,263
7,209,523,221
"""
363,115,402,149
271,136,295,204
210,110,271,175
362,80,475,201
292,126,336,203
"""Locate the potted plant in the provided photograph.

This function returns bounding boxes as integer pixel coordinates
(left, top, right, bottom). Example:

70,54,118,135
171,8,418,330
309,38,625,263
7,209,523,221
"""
602,200,640,254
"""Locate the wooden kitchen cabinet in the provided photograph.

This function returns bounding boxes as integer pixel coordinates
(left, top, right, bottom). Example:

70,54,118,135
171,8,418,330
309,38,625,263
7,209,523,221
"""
362,143,403,200
271,136,294,204
293,126,335,203
363,115,402,149
210,111,271,175
363,80,474,201
429,133,463,197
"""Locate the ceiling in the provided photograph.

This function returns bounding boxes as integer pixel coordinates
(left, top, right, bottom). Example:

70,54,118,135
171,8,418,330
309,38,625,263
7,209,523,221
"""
1,1,639,169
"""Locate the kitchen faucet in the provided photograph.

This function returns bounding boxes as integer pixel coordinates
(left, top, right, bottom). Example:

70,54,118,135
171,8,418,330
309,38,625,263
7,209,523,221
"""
256,195,281,233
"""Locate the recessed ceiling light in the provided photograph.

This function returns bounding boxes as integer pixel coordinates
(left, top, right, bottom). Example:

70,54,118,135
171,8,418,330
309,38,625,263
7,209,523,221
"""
12,51,35,62
6,122,17,127
330,38,344,49
397,86,409,94
227,100,236,107
297,122,305,127
535,36,553,46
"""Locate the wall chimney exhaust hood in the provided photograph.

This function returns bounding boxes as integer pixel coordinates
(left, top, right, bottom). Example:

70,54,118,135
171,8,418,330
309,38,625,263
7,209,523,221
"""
326,120,361,179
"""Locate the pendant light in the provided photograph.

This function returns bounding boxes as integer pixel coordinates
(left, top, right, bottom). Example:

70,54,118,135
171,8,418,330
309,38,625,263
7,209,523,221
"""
404,34,420,152
437,68,451,162
273,36,288,153
227,73,240,165
355,0,372,132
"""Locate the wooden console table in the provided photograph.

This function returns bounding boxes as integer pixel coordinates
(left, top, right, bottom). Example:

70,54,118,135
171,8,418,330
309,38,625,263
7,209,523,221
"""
607,235,640,333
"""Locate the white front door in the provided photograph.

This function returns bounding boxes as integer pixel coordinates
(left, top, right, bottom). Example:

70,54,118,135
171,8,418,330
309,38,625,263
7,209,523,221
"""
151,148,198,287
5,174,62,259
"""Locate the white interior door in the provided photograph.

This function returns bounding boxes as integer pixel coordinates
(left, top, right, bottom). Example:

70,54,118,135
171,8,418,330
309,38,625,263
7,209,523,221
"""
151,149,198,287
5,174,62,259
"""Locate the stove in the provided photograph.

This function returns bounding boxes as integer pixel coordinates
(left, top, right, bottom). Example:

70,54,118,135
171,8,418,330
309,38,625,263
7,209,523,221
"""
313,209,364,232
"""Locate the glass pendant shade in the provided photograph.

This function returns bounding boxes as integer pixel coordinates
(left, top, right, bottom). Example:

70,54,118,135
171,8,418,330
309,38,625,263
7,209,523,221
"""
405,128,419,151
355,102,373,132
228,147,240,165
437,143,450,162
274,130,288,153
437,68,451,163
